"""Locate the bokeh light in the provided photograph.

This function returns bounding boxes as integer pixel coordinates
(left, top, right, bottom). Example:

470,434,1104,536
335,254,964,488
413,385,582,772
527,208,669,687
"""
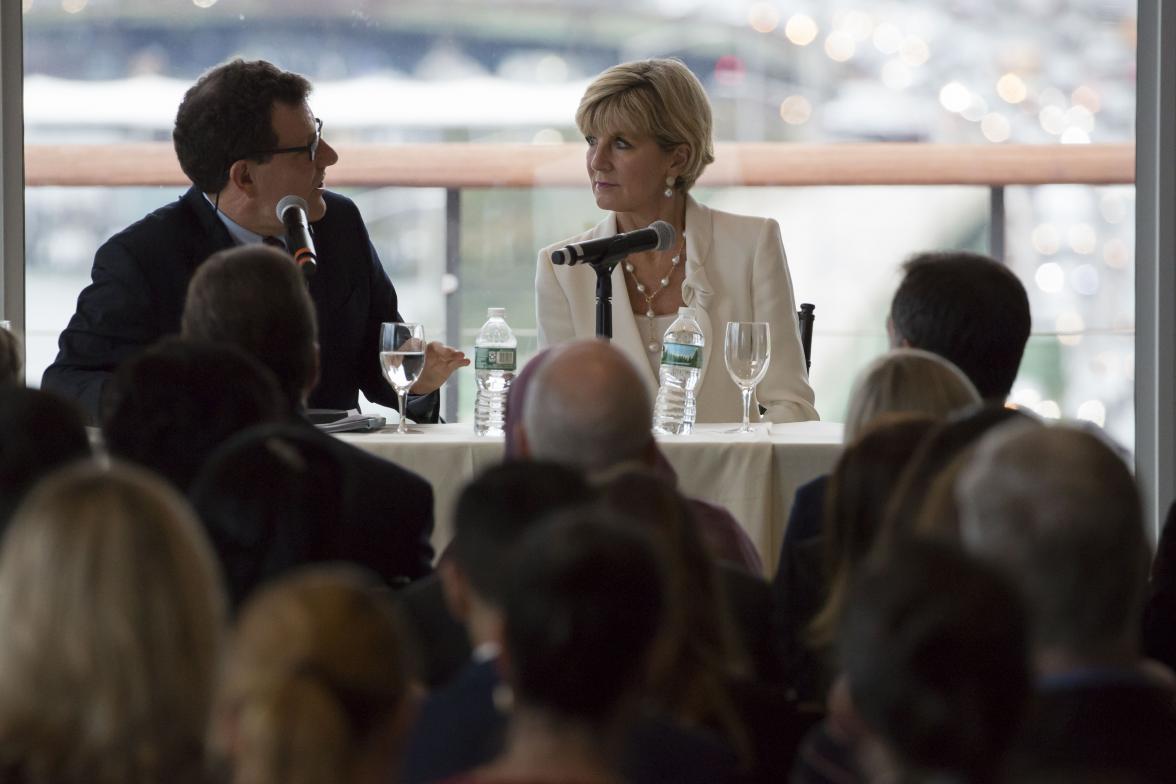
785,14,819,46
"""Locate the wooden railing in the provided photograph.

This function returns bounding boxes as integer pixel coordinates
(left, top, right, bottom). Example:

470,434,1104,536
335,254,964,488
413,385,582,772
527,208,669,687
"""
25,142,1135,188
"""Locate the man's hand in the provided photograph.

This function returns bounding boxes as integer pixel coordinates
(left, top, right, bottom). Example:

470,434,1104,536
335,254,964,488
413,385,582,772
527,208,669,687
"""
410,341,470,395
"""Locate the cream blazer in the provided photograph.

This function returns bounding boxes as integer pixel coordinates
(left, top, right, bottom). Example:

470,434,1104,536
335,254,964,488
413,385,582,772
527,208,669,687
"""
536,196,819,424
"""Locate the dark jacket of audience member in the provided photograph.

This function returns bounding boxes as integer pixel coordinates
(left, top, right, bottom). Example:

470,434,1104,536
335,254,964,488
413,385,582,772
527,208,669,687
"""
181,244,436,580
888,251,1031,401
191,422,432,605
101,337,286,492
1143,500,1176,672
0,387,90,530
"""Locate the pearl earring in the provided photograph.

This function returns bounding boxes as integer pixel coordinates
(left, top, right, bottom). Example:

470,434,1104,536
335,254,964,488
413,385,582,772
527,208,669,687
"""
664,176,674,198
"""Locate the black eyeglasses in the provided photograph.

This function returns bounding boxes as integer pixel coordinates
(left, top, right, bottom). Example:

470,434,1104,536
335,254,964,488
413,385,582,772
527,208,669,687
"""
249,118,323,162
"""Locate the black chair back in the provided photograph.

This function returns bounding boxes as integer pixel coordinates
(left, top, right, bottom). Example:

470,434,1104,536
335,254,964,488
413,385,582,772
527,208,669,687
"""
796,303,815,372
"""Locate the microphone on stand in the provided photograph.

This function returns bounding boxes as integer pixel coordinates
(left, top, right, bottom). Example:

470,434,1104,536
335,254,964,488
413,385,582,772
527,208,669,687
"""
551,220,676,267
276,195,317,278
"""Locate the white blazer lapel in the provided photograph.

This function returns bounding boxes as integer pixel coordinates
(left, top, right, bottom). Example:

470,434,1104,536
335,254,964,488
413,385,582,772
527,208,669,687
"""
682,196,716,391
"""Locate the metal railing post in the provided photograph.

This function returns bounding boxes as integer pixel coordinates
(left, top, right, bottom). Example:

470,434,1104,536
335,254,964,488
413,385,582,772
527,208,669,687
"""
988,185,1006,261
444,187,461,423
0,2,25,341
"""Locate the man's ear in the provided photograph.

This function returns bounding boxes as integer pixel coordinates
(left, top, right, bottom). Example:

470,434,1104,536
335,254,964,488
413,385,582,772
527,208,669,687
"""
438,558,472,622
227,159,255,195
514,423,531,459
885,315,909,349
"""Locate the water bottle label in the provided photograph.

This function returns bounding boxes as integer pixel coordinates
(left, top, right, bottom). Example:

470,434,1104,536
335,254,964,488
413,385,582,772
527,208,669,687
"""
660,342,702,369
476,347,517,371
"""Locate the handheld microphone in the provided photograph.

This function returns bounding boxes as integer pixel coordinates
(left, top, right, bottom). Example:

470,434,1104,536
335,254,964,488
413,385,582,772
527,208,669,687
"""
551,220,676,266
276,195,317,277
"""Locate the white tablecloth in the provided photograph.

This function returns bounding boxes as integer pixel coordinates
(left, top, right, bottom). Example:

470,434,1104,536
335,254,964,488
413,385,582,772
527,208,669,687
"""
337,421,844,576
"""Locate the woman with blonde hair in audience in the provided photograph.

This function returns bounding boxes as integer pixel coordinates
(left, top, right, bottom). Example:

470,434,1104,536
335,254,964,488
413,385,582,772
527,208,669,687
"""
0,461,225,784
210,565,418,784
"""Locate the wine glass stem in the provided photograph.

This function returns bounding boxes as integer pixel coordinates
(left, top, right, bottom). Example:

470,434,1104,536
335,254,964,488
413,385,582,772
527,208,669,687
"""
397,389,409,434
741,385,753,431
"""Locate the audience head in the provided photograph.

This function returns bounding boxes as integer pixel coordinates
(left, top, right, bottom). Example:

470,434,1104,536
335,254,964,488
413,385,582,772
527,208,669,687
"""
808,413,939,649
0,386,90,530
839,541,1030,784
446,460,594,614
957,424,1149,666
0,461,225,784
213,565,415,784
103,337,285,492
190,423,346,611
0,325,21,386
503,347,552,459
577,58,715,193
598,468,750,760
889,251,1031,401
522,340,654,473
173,59,311,196
881,403,1038,548
502,511,665,728
182,244,318,412
844,348,980,442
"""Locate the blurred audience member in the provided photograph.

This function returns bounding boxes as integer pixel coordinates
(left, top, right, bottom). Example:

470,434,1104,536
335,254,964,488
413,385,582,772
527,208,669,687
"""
402,462,594,783
449,512,665,784
781,414,937,707
0,326,21,386
878,403,1036,550
794,541,1030,784
518,339,762,573
192,422,430,606
182,244,435,580
888,251,1031,402
212,565,416,784
0,461,224,784
103,336,285,492
0,386,90,530
958,424,1176,782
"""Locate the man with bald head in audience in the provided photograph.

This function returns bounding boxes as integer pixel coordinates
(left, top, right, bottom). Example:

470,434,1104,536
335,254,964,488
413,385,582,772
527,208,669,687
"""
956,424,1176,782
519,339,761,573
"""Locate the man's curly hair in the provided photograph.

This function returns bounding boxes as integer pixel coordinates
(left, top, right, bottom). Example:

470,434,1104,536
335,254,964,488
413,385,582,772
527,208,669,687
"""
173,59,311,194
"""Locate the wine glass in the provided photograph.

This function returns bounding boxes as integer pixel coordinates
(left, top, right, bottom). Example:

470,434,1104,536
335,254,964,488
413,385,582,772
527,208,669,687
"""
724,321,771,433
379,322,426,434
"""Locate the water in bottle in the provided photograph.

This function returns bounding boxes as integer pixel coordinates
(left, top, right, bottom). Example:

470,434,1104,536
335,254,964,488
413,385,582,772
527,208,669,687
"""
652,306,704,436
473,307,517,436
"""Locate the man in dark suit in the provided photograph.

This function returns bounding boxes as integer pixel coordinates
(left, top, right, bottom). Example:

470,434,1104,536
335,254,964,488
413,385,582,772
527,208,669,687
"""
41,58,466,423
958,424,1176,783
182,243,435,583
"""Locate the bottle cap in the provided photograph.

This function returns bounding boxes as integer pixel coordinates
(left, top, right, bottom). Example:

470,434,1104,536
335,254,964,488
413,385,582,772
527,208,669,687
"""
487,307,505,318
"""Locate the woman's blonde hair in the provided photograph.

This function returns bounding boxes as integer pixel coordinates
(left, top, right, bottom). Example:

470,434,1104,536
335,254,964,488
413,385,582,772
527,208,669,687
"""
576,58,716,192
844,348,981,442
0,460,225,784
212,565,413,784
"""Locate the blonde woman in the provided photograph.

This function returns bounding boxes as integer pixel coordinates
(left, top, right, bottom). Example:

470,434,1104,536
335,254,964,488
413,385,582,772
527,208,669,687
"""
211,565,418,784
537,58,817,424
0,461,225,784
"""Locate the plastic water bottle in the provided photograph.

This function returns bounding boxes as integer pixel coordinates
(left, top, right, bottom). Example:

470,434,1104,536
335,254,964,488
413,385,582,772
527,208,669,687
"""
473,307,517,436
652,307,704,436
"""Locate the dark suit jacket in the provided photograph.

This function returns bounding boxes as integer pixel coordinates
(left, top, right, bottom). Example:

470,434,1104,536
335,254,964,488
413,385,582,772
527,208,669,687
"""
1011,674,1176,783
402,657,739,784
42,186,438,423
300,421,435,583
396,573,472,688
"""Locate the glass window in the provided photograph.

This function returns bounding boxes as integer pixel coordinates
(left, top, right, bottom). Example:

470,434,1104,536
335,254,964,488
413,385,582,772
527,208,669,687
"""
22,0,1137,447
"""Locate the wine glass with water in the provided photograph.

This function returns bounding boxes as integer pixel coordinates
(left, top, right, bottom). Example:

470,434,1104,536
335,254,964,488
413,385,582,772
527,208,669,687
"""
724,321,771,434
380,322,426,434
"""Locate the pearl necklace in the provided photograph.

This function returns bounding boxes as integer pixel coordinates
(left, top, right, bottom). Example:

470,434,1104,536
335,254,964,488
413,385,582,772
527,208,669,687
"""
624,246,683,353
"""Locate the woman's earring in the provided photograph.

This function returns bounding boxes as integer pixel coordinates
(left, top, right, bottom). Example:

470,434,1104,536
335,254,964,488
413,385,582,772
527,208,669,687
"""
664,176,674,198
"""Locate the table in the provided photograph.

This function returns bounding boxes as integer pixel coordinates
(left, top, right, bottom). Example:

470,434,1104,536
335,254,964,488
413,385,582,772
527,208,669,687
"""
337,421,844,577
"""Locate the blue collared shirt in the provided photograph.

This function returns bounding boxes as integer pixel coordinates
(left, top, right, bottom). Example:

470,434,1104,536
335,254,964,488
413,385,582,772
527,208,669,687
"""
203,193,286,249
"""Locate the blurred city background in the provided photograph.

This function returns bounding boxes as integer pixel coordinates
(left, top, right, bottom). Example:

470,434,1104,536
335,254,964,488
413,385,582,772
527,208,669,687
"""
21,0,1138,446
